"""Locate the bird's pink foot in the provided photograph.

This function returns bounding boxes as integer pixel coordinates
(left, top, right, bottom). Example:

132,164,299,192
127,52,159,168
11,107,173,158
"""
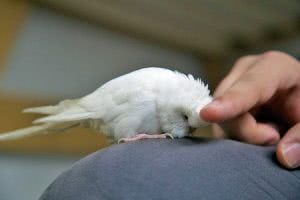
118,133,174,143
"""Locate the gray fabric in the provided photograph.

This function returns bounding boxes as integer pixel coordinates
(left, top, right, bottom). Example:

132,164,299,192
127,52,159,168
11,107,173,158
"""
40,138,300,200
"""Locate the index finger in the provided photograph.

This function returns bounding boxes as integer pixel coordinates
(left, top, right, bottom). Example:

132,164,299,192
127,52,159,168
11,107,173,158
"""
201,76,270,122
201,51,299,122
214,55,258,98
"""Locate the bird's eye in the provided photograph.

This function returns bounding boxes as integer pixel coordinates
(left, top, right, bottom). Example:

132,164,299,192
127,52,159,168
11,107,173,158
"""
183,114,188,120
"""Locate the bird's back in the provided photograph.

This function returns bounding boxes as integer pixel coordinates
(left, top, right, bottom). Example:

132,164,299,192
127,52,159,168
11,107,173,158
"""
80,68,177,109
81,67,208,116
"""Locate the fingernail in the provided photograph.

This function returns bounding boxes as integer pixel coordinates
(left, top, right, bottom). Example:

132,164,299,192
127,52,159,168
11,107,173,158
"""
264,134,279,145
283,143,300,168
202,100,221,111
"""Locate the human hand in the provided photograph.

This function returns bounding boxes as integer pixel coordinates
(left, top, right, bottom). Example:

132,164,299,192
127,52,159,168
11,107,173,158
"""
200,51,300,169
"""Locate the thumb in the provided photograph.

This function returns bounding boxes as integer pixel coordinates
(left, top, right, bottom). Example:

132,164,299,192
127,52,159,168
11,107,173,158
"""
277,123,300,169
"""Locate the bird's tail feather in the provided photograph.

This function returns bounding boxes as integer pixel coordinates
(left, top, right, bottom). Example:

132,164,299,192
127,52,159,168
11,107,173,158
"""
23,99,79,115
23,106,59,115
0,99,90,141
33,112,94,124
0,123,79,141
0,124,54,141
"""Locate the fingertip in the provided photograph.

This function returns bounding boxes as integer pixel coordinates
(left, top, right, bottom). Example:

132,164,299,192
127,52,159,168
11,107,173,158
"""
276,142,300,169
200,96,242,122
276,143,291,169
261,130,280,145
257,123,281,145
277,139,300,169
246,124,280,146
200,100,224,122
276,124,300,169
227,114,280,146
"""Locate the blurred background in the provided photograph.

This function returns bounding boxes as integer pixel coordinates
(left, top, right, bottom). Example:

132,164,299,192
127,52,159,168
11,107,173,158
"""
0,0,299,199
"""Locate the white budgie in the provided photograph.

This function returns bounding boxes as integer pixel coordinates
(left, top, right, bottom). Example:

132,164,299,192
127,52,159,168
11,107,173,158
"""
0,67,212,143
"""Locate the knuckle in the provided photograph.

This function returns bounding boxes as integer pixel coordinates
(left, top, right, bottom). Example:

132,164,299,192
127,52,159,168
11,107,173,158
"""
261,50,289,60
261,50,300,78
233,55,257,69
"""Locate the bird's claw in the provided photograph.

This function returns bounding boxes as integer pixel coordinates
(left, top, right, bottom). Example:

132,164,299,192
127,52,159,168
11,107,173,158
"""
118,138,126,144
165,133,174,139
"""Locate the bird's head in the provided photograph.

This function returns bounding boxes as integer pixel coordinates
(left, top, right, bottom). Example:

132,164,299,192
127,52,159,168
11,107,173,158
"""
174,73,213,129
181,96,212,129
163,95,212,138
157,70,213,138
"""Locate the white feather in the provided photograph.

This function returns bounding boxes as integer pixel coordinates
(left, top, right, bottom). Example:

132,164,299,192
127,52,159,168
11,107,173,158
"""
0,124,53,140
0,67,212,141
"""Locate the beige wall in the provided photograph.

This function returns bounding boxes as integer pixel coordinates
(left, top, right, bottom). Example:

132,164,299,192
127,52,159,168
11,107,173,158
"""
0,0,28,71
